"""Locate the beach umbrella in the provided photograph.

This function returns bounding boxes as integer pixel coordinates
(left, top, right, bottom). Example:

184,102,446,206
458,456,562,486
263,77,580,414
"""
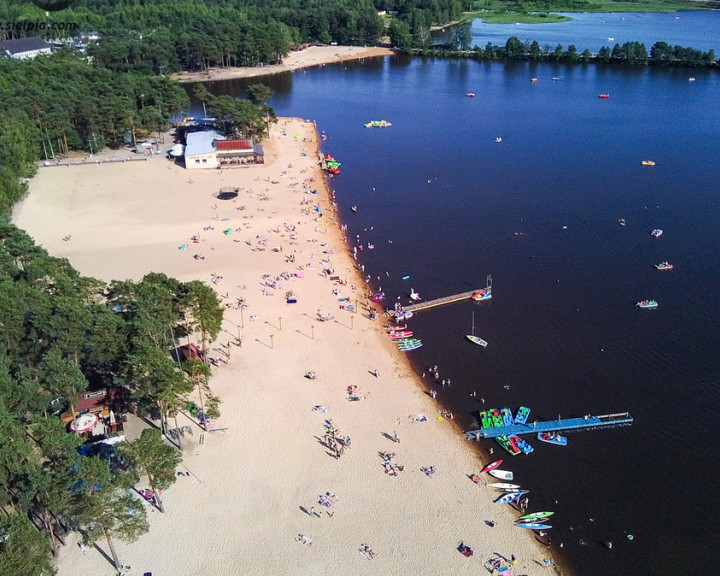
70,413,98,433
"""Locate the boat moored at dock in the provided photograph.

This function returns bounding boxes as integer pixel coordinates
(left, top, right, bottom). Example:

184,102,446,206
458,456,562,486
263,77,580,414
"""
465,411,634,440
537,432,567,446
514,406,530,425
496,435,521,456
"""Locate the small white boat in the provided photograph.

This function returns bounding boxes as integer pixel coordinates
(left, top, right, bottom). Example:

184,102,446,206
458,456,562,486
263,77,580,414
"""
410,289,421,301
488,469,514,481
489,482,521,491
495,137,502,143
467,335,488,347
466,311,487,347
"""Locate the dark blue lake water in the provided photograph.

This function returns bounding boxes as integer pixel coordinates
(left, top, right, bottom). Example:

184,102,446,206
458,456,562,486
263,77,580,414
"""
462,11,720,54
197,45,720,576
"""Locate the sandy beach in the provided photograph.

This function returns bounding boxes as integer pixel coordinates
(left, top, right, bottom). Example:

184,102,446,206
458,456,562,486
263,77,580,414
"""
171,46,394,83
13,118,561,575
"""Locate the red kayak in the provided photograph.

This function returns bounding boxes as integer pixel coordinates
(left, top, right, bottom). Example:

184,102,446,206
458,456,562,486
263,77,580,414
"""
480,459,503,474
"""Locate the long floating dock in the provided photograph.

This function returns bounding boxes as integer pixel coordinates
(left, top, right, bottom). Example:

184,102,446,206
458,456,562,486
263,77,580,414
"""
464,412,633,440
404,289,479,313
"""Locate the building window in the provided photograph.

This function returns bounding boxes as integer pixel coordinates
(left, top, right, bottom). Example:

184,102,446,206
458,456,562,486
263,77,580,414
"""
202,158,207,163
194,159,200,163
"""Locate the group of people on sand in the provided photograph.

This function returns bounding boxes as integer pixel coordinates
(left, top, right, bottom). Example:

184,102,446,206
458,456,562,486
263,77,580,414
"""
380,451,404,477
322,420,348,459
318,492,338,508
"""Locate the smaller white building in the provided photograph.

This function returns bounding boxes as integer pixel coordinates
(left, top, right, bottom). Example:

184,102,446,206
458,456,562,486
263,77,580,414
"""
0,37,52,60
184,131,224,170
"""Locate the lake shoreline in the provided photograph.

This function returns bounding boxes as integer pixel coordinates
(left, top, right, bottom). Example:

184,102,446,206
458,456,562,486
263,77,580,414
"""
171,46,395,84
16,118,565,576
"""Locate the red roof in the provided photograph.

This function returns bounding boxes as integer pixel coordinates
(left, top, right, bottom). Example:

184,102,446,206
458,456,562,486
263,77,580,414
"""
216,139,253,152
179,343,205,361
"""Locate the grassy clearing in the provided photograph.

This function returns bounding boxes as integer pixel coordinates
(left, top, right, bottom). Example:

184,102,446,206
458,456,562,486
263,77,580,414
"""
467,0,714,22
468,11,572,23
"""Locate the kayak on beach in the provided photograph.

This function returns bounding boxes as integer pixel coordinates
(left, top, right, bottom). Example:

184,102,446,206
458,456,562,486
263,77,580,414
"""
480,459,503,473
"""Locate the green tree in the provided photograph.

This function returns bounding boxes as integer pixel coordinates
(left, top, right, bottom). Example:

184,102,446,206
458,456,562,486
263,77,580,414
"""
567,44,577,62
0,514,55,576
388,19,413,50
247,84,274,108
505,36,522,59
36,348,89,421
529,40,541,61
24,417,82,548
456,24,473,51
117,428,181,513
70,457,148,572
179,280,224,345
125,341,193,435
193,83,211,117
0,404,34,509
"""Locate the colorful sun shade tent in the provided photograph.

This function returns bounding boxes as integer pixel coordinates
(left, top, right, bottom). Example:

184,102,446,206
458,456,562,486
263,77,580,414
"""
70,412,98,433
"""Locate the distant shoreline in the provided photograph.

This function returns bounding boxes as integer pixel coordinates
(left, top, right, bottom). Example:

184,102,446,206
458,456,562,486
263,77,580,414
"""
171,46,395,84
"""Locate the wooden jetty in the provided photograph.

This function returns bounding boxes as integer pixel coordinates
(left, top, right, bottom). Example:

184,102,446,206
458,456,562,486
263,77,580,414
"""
464,412,633,440
404,289,479,313
404,275,491,313
318,151,327,170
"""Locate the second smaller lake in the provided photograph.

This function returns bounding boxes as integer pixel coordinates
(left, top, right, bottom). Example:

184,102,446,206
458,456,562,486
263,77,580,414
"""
460,11,720,54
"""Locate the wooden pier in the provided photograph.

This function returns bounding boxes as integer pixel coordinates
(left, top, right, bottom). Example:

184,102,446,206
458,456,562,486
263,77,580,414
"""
404,289,479,313
464,412,633,440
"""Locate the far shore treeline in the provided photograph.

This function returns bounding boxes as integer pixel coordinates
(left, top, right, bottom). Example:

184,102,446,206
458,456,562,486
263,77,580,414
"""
407,36,718,67
0,0,717,573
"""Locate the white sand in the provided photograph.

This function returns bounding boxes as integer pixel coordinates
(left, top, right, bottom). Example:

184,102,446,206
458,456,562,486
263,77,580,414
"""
171,46,394,83
13,119,562,576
